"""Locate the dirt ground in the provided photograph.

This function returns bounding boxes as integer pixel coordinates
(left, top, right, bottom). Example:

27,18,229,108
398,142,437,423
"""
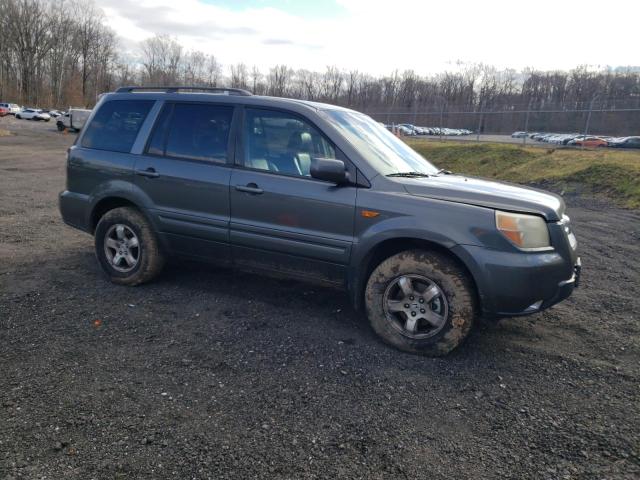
1,116,639,479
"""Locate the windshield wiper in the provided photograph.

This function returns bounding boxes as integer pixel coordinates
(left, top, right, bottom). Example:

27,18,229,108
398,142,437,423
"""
386,171,432,178
436,168,452,175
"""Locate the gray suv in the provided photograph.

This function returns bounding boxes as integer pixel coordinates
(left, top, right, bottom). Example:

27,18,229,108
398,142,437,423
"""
59,86,581,356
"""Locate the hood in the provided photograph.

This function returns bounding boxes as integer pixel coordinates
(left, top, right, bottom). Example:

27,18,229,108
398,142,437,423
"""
400,174,565,221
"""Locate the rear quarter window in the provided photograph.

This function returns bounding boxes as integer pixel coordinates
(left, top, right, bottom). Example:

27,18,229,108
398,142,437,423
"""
81,100,154,153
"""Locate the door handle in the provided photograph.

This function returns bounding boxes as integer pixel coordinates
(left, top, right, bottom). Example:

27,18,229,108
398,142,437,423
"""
235,183,263,194
135,167,159,178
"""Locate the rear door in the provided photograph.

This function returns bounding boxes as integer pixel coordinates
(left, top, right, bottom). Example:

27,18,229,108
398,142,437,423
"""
133,101,237,263
229,107,357,285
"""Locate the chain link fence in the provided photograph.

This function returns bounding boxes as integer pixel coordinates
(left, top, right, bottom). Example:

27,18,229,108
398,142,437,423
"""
364,103,640,146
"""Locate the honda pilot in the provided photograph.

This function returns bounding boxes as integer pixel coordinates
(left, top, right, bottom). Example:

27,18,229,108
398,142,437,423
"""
59,86,581,356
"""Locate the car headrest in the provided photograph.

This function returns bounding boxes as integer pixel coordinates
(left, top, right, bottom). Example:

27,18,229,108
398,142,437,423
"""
288,131,312,152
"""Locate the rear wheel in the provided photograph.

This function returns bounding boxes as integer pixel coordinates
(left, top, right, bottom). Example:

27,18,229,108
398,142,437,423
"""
365,249,477,356
95,207,165,285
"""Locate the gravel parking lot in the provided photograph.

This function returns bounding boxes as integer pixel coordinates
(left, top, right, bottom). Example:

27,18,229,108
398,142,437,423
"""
1,116,639,479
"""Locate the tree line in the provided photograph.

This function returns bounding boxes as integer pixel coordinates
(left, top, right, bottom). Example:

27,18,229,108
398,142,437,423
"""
1,0,639,134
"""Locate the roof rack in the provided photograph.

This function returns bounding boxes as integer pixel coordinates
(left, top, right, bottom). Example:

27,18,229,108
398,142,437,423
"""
115,86,253,96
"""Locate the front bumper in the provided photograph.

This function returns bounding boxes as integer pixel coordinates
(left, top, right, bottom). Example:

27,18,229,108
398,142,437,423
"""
452,244,580,317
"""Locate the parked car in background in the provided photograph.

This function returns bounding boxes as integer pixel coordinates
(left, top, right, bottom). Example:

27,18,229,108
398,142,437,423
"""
56,108,92,132
0,105,9,117
608,136,640,149
398,125,413,136
0,102,21,115
16,108,51,121
397,124,418,135
511,131,528,138
569,136,607,148
560,134,580,145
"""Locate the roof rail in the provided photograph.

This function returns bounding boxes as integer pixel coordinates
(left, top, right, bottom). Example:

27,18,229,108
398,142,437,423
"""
115,86,253,96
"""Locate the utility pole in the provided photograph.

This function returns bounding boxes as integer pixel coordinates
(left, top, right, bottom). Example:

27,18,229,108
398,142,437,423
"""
476,100,484,142
523,98,533,146
432,94,446,142
583,94,600,143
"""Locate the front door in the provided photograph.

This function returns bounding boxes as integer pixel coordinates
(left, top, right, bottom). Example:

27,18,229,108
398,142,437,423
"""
229,107,357,285
134,101,236,262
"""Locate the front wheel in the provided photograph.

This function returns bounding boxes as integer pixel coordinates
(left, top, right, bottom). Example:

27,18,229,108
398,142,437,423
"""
365,249,477,356
95,207,165,286
15,114,20,119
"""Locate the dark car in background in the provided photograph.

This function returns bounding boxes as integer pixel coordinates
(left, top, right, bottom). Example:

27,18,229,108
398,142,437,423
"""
59,86,581,356
608,136,640,149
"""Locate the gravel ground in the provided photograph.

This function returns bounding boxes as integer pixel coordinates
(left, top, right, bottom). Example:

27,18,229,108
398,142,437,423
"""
1,116,639,479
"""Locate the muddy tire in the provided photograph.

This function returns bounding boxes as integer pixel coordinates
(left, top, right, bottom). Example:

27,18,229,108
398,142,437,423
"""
95,207,164,286
365,249,477,356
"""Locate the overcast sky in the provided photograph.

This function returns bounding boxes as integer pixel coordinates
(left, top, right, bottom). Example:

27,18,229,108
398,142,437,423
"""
100,0,639,75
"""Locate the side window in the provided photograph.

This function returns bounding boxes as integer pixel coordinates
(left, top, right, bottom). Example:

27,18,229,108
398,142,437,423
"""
81,100,154,153
161,103,233,163
146,104,173,156
243,108,336,177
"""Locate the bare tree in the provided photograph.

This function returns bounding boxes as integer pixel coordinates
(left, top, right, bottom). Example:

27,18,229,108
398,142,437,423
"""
141,34,182,85
3,0,54,104
204,54,221,86
229,63,247,89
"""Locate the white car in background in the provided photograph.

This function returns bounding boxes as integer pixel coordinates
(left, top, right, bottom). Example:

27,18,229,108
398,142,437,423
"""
16,108,51,121
0,102,21,115
56,108,92,132
395,125,413,136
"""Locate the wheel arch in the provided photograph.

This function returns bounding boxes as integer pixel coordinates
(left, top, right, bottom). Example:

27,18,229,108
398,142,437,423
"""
90,197,140,233
88,181,157,233
350,237,481,313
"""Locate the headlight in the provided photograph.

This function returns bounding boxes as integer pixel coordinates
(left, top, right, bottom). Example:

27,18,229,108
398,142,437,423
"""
495,210,551,250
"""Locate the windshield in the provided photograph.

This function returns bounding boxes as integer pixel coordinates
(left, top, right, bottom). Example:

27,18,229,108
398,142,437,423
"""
323,109,438,176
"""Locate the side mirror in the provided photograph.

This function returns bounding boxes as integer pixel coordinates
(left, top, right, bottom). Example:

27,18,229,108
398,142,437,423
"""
310,158,348,185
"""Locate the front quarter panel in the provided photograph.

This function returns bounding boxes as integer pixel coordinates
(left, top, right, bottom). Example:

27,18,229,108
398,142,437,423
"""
353,186,497,254
350,185,497,311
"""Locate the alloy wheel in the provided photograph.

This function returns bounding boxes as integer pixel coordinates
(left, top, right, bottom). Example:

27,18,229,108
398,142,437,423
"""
383,274,449,339
103,224,140,273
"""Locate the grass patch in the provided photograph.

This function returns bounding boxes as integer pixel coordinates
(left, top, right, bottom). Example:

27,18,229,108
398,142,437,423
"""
0,129,12,137
407,140,640,208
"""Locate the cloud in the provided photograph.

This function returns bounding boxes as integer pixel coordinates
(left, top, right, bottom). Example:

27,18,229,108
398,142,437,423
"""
100,0,639,75
262,38,294,46
134,18,257,39
101,0,329,69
